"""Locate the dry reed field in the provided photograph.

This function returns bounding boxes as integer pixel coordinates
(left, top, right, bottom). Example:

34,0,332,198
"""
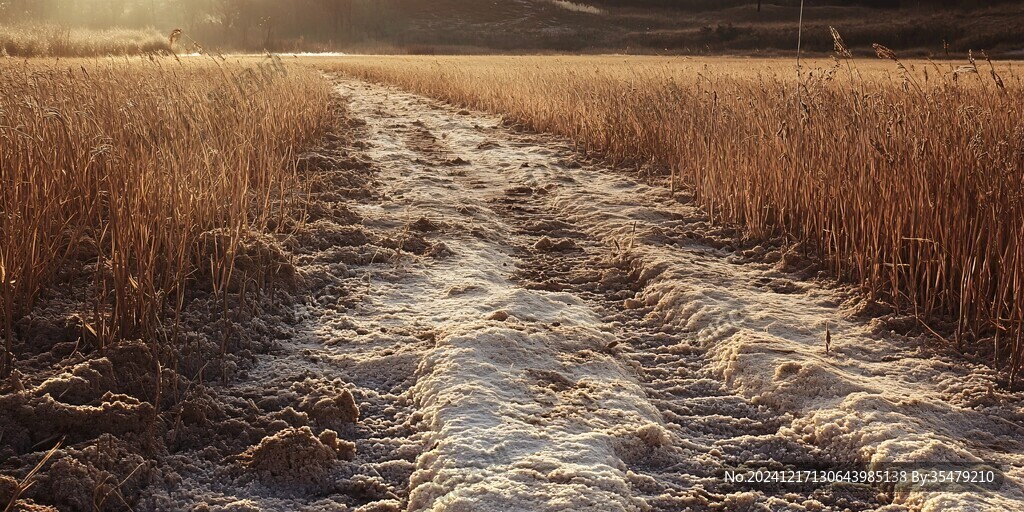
0,56,331,377
3,44,1024,510
322,53,1024,382
0,25,169,57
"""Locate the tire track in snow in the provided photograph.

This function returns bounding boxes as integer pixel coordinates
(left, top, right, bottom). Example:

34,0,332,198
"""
489,200,888,511
335,80,666,511
347,88,887,510
332,78,877,511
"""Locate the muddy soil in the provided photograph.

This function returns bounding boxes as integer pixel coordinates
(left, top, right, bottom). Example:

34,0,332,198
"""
3,76,1023,512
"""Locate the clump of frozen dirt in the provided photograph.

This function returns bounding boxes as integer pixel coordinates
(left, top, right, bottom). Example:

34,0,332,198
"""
0,474,22,509
5,434,171,511
31,340,177,407
0,339,184,461
534,235,578,252
301,387,360,429
2,363,169,510
242,426,355,492
196,230,300,293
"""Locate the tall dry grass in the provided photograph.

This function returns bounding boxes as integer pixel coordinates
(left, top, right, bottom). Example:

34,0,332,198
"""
0,56,331,376
323,54,1024,381
0,24,169,57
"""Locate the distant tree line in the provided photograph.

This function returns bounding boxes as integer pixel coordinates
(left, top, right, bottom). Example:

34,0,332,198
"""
585,0,1018,10
0,0,406,50
0,0,1015,52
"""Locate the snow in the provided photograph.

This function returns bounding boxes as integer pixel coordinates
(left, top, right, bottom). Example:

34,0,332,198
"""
335,80,666,510
332,76,1024,511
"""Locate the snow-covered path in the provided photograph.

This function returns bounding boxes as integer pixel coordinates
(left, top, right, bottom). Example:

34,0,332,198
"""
190,76,1022,511
327,76,1024,511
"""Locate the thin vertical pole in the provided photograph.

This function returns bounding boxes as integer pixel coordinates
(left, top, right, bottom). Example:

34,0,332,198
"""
796,0,805,107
